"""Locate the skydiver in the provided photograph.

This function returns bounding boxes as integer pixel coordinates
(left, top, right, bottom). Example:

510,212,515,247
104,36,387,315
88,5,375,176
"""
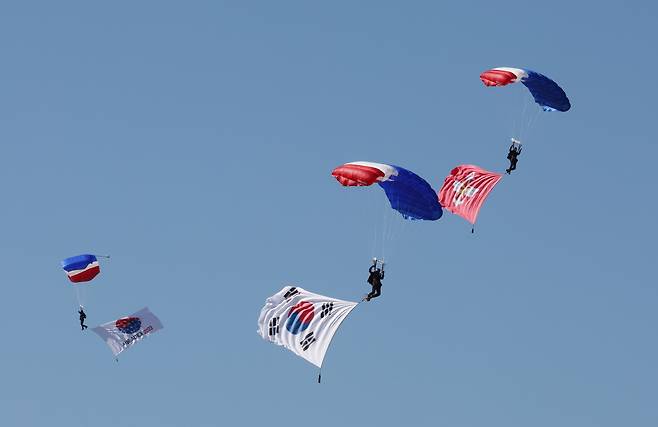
78,306,87,330
364,258,384,302
506,139,522,175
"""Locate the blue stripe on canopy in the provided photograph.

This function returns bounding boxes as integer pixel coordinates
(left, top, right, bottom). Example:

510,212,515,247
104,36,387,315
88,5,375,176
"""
378,166,442,221
522,70,571,112
61,254,97,272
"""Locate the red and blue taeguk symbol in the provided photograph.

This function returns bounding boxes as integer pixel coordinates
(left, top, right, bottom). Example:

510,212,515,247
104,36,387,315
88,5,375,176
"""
115,317,142,334
286,302,314,335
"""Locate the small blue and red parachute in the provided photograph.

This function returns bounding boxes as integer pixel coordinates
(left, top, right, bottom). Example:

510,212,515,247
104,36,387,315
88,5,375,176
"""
61,254,101,283
480,67,571,112
331,161,442,221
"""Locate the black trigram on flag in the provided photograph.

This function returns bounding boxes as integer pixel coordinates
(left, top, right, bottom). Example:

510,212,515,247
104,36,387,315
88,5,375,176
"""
300,332,316,351
284,287,299,300
268,317,280,336
320,302,334,319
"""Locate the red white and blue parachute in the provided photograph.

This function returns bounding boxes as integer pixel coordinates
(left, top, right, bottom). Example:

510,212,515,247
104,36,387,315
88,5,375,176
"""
61,254,100,283
480,67,571,112
331,161,442,221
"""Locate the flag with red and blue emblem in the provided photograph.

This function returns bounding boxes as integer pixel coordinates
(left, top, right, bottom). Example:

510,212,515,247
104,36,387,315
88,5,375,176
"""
61,254,100,283
92,307,164,358
258,286,358,368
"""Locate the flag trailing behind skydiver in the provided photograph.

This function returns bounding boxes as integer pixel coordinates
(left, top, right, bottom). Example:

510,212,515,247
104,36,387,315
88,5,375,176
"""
61,254,101,283
479,67,571,112
331,161,442,220
92,307,164,358
438,165,502,225
258,286,358,369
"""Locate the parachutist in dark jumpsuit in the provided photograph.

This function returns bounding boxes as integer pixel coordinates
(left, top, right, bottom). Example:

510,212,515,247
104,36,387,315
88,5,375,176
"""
365,260,384,302
506,142,522,174
78,307,87,330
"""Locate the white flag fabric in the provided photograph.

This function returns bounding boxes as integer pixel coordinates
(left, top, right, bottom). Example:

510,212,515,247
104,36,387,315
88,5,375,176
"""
257,286,358,368
92,307,164,357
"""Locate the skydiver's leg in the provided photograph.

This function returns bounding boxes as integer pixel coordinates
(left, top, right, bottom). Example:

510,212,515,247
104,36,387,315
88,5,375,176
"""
370,285,381,300
366,285,380,301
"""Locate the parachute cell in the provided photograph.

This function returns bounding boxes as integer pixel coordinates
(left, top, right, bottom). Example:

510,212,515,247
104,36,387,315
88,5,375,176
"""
480,67,571,112
332,161,442,221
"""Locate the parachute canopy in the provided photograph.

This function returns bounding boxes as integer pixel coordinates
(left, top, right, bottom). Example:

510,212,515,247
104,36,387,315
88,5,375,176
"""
480,67,571,112
257,286,358,368
332,161,443,221
61,254,100,283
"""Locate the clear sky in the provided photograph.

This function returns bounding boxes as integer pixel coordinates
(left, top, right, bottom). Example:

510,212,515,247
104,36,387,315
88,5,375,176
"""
1,1,657,426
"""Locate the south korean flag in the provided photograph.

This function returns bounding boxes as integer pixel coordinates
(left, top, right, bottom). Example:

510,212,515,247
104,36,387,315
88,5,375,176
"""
257,286,358,368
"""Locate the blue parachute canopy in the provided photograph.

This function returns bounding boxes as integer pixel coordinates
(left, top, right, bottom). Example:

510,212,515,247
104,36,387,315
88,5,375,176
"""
522,70,571,112
332,162,443,221
480,67,571,112
61,254,100,283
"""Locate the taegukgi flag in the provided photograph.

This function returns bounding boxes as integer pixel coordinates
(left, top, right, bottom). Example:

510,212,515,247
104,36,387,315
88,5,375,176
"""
438,164,502,224
92,307,164,357
257,286,358,368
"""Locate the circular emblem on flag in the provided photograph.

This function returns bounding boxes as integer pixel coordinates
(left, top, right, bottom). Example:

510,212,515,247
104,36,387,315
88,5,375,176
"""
115,317,141,334
286,301,314,335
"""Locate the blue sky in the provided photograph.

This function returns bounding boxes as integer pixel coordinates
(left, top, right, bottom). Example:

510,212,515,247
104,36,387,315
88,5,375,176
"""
1,2,657,426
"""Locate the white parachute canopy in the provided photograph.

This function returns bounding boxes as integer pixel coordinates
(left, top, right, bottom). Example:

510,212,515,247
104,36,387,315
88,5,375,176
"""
257,286,358,368
92,307,164,358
